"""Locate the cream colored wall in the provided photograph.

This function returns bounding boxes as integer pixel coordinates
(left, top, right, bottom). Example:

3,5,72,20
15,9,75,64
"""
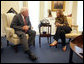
40,1,78,25
72,1,78,25
39,1,44,20
1,1,79,36
39,1,73,20
43,1,73,18
1,1,75,23
1,1,24,36
1,1,26,13
23,1,28,8
1,1,20,13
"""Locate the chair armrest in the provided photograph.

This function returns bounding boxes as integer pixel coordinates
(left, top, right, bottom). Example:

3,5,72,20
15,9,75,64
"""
5,27,15,38
31,26,33,30
71,25,78,33
71,25,78,28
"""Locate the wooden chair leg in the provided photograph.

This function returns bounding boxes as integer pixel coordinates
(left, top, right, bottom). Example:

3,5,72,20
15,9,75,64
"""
7,40,9,46
50,36,51,44
69,48,73,63
14,45,18,53
69,38,72,42
33,40,35,47
39,36,41,48
55,45,57,48
47,37,49,43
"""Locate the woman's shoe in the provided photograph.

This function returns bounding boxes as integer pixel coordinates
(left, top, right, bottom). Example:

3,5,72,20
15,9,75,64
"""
50,41,57,46
62,46,67,52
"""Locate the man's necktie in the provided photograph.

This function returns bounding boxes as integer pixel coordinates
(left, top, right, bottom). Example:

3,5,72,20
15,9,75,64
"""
23,18,27,33
24,18,27,25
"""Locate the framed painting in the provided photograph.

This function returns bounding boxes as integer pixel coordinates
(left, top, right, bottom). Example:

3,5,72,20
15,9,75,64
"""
51,1,65,11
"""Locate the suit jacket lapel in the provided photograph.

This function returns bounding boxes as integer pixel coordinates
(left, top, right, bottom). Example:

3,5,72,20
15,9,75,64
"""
19,14,25,25
26,17,28,25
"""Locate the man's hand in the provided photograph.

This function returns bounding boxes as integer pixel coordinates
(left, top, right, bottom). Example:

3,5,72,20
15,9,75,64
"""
22,25,29,31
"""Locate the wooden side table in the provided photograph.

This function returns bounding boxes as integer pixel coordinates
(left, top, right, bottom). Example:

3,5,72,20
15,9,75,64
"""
69,35,83,63
39,24,51,47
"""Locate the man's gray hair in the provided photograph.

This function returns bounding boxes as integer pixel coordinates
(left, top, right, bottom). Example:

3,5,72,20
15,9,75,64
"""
20,7,28,13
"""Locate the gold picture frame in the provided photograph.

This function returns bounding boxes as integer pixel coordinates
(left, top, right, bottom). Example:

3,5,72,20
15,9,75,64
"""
51,1,65,11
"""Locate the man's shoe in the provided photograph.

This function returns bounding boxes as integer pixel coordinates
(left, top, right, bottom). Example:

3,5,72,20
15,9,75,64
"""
29,53,38,61
25,50,38,61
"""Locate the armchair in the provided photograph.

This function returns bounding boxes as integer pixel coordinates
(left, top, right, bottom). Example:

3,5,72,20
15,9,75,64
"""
55,17,81,48
65,17,81,39
2,13,29,52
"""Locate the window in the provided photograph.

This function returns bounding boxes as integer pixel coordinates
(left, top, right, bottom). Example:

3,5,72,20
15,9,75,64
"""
77,1,83,32
28,1,40,35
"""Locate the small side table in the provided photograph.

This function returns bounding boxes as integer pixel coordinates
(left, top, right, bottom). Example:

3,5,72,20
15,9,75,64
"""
69,35,83,63
39,24,51,47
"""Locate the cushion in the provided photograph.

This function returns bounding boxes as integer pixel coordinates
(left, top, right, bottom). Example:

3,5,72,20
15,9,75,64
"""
13,34,29,39
66,33,81,38
67,17,72,27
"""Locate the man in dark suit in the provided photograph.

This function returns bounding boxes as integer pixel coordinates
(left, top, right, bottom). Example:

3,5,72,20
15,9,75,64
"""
10,7,37,61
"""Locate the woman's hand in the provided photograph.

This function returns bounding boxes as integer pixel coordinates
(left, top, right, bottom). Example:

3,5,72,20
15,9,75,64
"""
56,22,59,27
56,22,63,27
59,24,63,26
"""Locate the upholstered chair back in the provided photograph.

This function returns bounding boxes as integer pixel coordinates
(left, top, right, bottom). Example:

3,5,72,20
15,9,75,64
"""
67,17,72,27
2,13,16,28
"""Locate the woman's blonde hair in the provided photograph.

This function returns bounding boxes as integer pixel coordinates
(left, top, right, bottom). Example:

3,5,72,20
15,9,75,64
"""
56,10,64,16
